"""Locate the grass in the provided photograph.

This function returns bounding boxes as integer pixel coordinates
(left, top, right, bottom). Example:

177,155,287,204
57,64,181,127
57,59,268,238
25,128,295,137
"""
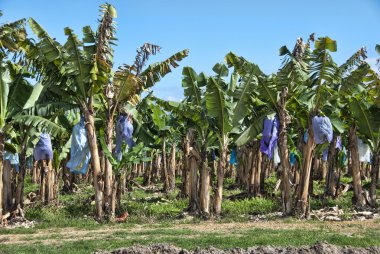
1,174,379,254
0,221,379,254
222,198,278,216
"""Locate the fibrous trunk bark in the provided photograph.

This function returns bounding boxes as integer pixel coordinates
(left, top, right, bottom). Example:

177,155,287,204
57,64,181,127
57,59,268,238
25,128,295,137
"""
348,125,366,207
180,137,190,198
188,130,199,212
278,87,293,215
84,109,104,220
104,115,114,215
213,139,227,216
2,160,12,213
169,143,176,191
369,153,379,207
161,136,169,192
296,121,315,218
15,144,27,209
278,87,292,215
199,151,210,216
325,135,337,197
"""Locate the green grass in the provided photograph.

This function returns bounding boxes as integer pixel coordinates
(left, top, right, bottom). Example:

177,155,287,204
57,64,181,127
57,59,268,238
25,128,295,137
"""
1,172,378,254
1,222,379,254
222,198,278,216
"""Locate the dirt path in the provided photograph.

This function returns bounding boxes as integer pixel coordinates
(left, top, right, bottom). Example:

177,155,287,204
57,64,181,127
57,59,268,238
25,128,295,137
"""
1,219,379,246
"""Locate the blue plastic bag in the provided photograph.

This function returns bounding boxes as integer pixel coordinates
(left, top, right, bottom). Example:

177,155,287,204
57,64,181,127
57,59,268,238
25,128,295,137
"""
67,118,91,174
322,148,328,162
260,115,279,159
115,115,134,161
34,133,53,161
312,116,333,144
290,152,297,166
4,150,19,173
229,148,237,165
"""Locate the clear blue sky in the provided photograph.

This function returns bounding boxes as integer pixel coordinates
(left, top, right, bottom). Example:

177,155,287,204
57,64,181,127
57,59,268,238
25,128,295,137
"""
2,0,379,101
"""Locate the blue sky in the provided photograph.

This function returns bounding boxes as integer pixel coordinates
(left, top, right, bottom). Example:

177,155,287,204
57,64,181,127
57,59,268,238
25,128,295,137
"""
1,0,379,101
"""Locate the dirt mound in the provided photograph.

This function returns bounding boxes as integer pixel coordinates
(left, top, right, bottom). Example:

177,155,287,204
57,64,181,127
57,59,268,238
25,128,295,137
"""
94,242,380,254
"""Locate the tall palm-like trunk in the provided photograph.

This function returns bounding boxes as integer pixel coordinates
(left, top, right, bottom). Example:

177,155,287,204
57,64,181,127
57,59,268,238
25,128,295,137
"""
247,144,255,195
2,160,12,212
187,129,199,212
213,137,228,216
180,137,190,198
169,143,176,191
199,148,210,216
369,153,379,207
325,135,337,197
84,108,104,219
278,87,292,215
15,140,28,209
0,131,4,220
296,121,316,218
104,113,114,215
161,135,169,192
348,125,366,207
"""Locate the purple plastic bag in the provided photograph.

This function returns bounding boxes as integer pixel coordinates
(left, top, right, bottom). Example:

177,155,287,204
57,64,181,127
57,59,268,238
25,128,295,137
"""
33,133,53,161
312,116,333,145
322,148,328,161
335,135,342,150
115,115,134,161
260,116,279,159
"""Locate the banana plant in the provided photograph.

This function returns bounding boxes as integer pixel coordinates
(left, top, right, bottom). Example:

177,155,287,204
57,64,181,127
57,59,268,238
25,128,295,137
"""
24,3,188,220
347,64,380,207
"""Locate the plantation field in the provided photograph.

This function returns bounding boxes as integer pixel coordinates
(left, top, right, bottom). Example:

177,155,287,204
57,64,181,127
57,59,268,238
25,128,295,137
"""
1,220,379,254
0,176,379,254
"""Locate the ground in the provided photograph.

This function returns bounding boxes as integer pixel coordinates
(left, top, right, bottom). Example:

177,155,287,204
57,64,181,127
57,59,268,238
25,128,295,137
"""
0,218,379,253
0,176,379,254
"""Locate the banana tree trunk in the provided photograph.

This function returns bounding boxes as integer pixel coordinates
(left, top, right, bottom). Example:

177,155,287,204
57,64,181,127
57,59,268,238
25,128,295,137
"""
278,87,292,215
84,109,104,220
369,153,379,207
348,125,366,207
14,144,27,209
0,131,4,220
260,155,267,195
325,135,337,197
2,160,12,213
199,151,210,216
169,143,176,191
104,115,114,214
248,145,255,195
254,148,262,197
161,135,169,192
213,138,228,216
296,122,315,218
143,151,153,186
180,137,190,198
46,160,55,203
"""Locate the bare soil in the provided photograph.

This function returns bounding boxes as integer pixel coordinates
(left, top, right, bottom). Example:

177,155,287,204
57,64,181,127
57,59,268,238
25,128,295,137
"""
94,242,380,254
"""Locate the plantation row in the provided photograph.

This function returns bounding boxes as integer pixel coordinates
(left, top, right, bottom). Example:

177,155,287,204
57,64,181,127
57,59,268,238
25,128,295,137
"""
0,4,379,223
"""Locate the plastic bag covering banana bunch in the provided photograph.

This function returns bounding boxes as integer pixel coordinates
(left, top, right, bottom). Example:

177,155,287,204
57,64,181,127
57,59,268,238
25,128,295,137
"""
115,114,134,161
67,118,91,174
33,133,53,161
260,115,279,159
4,150,19,173
312,116,333,145
357,138,371,163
